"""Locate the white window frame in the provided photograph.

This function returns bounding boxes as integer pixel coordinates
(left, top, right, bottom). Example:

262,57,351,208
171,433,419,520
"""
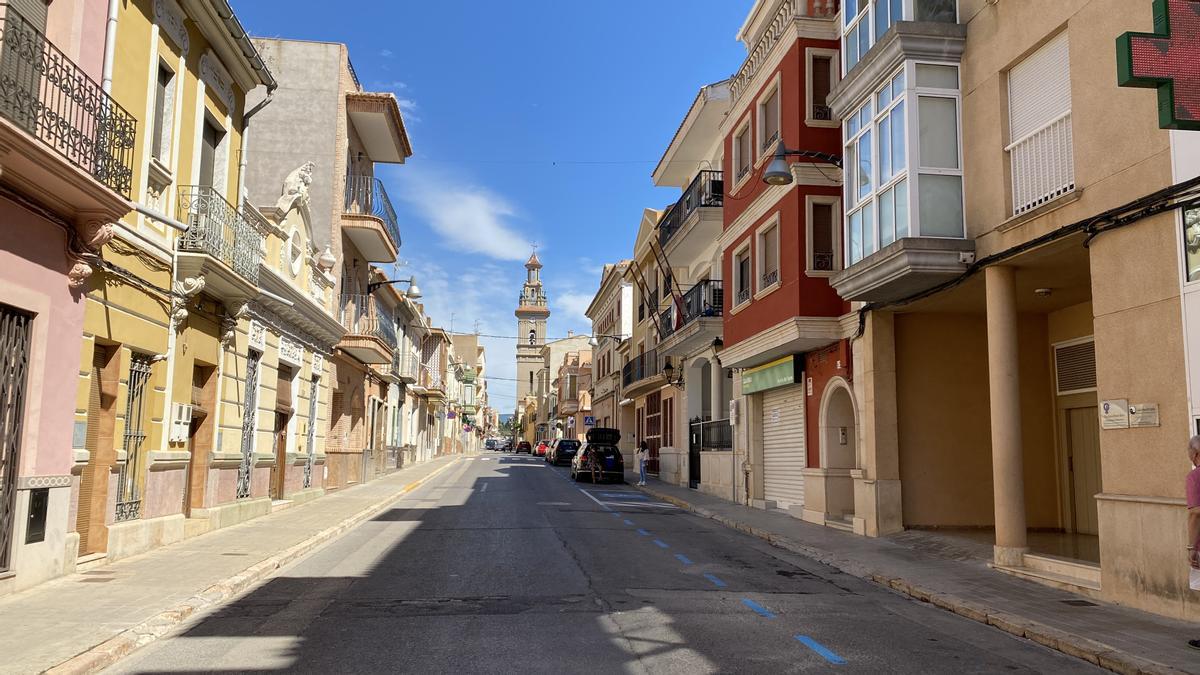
842,1,959,75
805,48,840,128
842,61,964,268
731,242,753,310
756,73,783,161
806,196,842,277
755,214,782,299
732,117,754,189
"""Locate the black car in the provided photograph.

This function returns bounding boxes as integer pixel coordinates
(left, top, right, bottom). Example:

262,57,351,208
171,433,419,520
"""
571,428,624,483
549,439,580,466
516,440,532,454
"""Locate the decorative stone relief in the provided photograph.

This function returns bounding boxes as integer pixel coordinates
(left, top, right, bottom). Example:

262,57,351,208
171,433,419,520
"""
277,161,314,213
312,351,324,375
248,318,267,351
170,275,205,332
279,335,304,366
67,262,93,288
221,302,248,349
200,50,235,111
79,220,115,250
154,0,190,55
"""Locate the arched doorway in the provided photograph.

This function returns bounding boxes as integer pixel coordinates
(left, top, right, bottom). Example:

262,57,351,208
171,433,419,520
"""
819,379,858,522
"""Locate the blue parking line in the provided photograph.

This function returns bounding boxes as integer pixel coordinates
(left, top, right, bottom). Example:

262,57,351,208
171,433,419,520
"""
653,539,669,549
623,519,635,526
703,573,727,588
741,598,776,619
675,554,693,565
795,635,846,665
636,528,650,536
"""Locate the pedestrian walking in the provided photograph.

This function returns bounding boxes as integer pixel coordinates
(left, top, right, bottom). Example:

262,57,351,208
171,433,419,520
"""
636,441,648,486
1187,436,1200,650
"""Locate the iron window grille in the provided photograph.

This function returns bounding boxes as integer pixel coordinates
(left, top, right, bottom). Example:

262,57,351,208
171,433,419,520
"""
237,350,262,499
0,305,32,572
115,353,153,522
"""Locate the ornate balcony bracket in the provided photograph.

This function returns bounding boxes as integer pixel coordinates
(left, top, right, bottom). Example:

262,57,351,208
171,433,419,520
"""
170,275,206,332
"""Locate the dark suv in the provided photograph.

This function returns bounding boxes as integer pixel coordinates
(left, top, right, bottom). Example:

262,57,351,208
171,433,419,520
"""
549,439,581,466
571,428,624,483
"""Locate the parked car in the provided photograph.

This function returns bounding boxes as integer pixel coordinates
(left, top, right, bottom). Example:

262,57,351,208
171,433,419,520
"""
485,438,498,451
571,428,624,483
516,440,531,454
549,439,580,467
534,440,549,457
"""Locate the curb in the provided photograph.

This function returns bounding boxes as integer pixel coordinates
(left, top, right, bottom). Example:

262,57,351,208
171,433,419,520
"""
45,458,462,675
634,483,1190,675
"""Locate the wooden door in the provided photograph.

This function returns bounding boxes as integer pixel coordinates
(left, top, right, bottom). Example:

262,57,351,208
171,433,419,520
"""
1066,407,1102,535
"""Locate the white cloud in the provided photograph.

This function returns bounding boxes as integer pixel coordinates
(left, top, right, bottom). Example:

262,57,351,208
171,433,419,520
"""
391,170,531,261
379,49,394,58
396,98,421,123
369,80,408,91
555,291,594,327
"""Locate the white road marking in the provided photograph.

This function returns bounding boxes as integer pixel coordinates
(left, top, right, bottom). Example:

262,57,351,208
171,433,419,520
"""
480,483,489,492
601,500,677,509
537,501,571,506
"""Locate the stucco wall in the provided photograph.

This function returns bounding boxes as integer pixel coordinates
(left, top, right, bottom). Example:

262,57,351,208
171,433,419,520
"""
246,39,343,248
895,312,1059,529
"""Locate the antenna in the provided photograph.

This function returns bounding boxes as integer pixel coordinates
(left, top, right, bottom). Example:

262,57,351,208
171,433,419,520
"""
474,320,481,335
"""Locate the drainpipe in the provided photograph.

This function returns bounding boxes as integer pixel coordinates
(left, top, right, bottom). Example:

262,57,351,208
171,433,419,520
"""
236,85,276,208
101,0,118,94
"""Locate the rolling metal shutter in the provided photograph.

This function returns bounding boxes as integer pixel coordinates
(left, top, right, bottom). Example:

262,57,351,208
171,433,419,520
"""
1008,32,1071,141
761,384,806,511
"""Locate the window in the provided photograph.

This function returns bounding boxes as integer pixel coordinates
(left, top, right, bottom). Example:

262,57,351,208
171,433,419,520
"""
807,50,837,125
1184,206,1200,282
843,0,905,74
843,64,961,267
759,84,781,153
151,63,175,162
757,219,780,292
734,122,752,181
1007,31,1073,215
199,118,224,189
734,246,752,306
807,197,841,273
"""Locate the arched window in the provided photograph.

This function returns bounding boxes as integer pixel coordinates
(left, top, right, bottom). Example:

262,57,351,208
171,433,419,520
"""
528,328,536,345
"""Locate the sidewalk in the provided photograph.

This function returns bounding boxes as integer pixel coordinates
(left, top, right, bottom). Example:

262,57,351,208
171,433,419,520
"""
0,455,463,675
632,474,1199,675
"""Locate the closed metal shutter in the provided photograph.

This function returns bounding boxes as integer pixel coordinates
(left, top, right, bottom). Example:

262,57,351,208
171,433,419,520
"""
762,384,806,511
7,0,47,32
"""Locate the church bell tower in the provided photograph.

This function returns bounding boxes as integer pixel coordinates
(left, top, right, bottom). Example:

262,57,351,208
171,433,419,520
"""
515,251,549,409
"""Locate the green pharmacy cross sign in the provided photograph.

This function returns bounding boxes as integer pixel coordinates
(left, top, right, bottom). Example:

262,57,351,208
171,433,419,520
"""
1117,0,1200,130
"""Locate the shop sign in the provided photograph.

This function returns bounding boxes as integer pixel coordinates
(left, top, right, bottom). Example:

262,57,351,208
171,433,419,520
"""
1100,399,1131,429
741,355,801,395
1117,0,1200,131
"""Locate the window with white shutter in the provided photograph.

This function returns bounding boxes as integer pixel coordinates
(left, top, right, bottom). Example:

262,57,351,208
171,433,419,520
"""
1007,32,1074,215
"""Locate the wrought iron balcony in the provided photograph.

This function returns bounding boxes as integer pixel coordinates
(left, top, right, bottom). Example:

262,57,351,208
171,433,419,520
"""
658,170,724,248
178,186,262,284
344,174,401,248
0,8,136,197
680,280,723,324
338,294,396,348
761,269,779,288
622,348,661,388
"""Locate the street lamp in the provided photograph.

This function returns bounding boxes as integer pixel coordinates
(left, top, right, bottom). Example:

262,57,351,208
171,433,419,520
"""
367,275,422,299
662,358,684,389
762,140,843,186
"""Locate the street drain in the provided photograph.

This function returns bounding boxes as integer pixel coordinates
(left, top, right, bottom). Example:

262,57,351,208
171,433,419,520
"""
1061,599,1098,607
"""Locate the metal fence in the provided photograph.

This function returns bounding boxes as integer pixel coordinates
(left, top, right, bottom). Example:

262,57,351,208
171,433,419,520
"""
689,419,732,452
178,185,263,284
344,174,401,249
0,8,136,197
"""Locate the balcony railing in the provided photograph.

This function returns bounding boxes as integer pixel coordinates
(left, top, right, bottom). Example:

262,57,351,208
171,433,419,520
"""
662,280,724,338
178,186,262,284
338,294,396,348
690,419,733,452
730,0,839,103
344,174,401,248
761,269,779,288
658,170,724,248
1008,112,1074,216
420,364,444,391
0,8,136,197
622,348,661,387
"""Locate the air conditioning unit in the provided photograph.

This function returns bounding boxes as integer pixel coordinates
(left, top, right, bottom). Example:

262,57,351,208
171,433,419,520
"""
169,403,193,443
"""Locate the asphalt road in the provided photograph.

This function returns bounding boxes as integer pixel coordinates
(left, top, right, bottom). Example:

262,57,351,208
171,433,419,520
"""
109,454,1103,674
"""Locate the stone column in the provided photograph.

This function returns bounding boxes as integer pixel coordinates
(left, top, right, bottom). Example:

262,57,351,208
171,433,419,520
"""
984,266,1028,566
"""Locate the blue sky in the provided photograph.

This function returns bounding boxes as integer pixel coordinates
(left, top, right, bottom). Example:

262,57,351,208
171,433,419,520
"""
233,0,753,412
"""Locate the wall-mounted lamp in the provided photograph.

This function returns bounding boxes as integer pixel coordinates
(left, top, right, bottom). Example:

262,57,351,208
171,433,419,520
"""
762,141,843,186
367,275,422,299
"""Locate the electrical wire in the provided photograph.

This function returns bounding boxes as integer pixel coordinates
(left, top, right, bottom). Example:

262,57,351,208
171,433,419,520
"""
853,173,1200,338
